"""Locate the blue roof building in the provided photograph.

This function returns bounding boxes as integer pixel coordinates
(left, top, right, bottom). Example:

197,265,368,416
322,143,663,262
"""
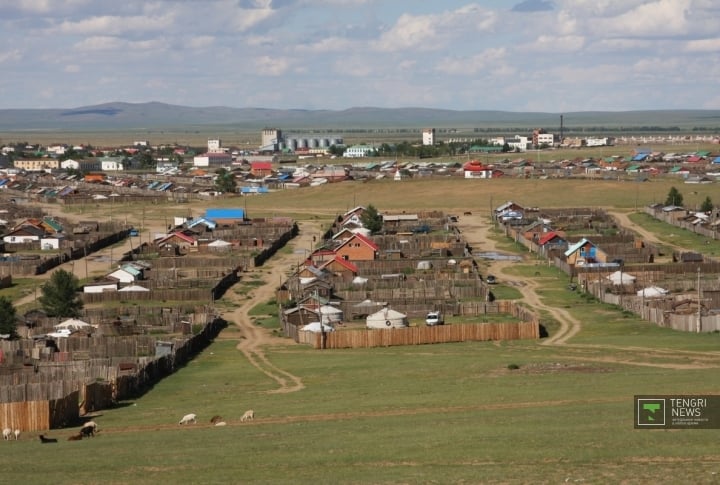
205,208,245,220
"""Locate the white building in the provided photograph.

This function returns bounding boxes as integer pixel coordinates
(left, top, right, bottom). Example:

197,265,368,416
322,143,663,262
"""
47,145,67,156
489,137,505,146
586,137,614,147
133,140,150,147
208,139,223,153
506,136,529,152
422,128,435,146
261,128,281,151
101,158,124,171
193,152,233,167
60,159,80,170
536,133,554,146
343,145,377,158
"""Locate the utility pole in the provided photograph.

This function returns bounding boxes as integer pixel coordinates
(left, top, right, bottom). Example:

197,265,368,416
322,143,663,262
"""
697,267,702,333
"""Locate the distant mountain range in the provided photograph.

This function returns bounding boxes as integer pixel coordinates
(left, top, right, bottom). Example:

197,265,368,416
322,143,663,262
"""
1,101,720,132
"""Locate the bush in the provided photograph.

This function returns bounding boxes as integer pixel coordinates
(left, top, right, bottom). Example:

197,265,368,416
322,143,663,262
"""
507,363,520,370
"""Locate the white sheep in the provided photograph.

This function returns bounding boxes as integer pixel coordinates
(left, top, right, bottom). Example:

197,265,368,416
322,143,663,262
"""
214,421,227,427
240,410,254,422
13,429,20,441
2,428,11,440
178,413,197,425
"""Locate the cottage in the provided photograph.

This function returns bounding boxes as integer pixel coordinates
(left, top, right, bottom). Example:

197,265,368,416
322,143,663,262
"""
564,238,607,266
334,233,378,262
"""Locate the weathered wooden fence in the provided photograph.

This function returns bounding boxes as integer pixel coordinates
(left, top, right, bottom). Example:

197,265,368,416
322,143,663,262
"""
0,317,227,430
303,321,539,349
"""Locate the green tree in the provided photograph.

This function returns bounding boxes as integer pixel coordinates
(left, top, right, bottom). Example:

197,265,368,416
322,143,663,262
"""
700,196,713,213
665,187,683,207
214,168,237,194
360,204,383,234
39,269,83,318
138,152,155,169
0,296,18,338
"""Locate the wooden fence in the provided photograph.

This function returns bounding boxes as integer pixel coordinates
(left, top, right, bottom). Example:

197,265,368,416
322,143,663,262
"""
0,317,227,430
303,321,539,349
0,392,81,432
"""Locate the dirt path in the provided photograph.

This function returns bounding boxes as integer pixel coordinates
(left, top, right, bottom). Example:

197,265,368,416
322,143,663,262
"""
458,214,582,345
456,213,720,369
608,210,688,261
219,219,324,394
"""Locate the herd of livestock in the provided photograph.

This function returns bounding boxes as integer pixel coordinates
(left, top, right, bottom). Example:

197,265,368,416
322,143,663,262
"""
3,409,255,444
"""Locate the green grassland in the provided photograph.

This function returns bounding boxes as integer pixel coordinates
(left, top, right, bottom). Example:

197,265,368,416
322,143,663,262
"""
5,176,720,484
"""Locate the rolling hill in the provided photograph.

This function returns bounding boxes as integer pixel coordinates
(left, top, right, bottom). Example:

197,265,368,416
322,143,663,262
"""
1,102,720,132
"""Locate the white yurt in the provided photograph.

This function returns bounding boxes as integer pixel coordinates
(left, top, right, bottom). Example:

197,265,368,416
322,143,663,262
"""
366,307,409,329
319,305,344,325
606,271,636,285
636,286,669,298
300,322,335,333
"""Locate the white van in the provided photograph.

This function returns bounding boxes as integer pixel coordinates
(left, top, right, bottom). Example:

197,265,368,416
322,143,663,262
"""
425,311,444,326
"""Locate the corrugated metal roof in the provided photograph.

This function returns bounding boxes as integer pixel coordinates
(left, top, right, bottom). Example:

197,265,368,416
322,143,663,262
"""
205,208,245,219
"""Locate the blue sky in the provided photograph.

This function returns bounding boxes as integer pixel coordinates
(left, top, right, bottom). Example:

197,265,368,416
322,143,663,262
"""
1,0,719,112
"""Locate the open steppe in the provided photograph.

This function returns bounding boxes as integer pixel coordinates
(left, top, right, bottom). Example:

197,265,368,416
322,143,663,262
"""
4,176,720,484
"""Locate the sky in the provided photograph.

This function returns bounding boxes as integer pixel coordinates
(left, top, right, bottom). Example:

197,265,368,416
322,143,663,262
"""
1,0,720,112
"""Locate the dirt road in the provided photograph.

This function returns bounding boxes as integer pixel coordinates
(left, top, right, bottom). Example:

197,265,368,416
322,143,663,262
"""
456,213,720,369
218,219,324,394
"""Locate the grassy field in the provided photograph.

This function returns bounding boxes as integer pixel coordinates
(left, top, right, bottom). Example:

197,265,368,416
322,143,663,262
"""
5,177,720,484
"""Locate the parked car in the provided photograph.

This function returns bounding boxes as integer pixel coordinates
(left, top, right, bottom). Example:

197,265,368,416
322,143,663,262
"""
425,311,444,326
486,275,497,284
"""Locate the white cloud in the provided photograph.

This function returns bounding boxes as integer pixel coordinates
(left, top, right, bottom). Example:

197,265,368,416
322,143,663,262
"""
0,49,21,64
73,36,124,51
296,36,355,53
254,55,291,75
685,37,720,52
54,14,174,35
524,35,586,52
435,48,507,75
186,36,216,50
229,6,276,32
556,0,693,37
374,5,497,52
1,1,720,110
73,36,168,52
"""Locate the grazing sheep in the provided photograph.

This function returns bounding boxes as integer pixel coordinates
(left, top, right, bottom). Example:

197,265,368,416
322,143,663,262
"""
2,428,11,440
80,425,95,438
214,421,227,427
83,420,98,431
39,435,58,444
13,430,20,441
240,410,254,422
178,413,197,425
68,433,83,441
209,415,223,425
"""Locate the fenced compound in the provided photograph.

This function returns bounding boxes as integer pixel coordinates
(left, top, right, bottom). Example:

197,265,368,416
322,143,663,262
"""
302,321,539,349
0,317,227,431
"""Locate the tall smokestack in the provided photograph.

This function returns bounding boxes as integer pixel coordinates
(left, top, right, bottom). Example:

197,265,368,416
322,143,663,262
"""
560,114,564,143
